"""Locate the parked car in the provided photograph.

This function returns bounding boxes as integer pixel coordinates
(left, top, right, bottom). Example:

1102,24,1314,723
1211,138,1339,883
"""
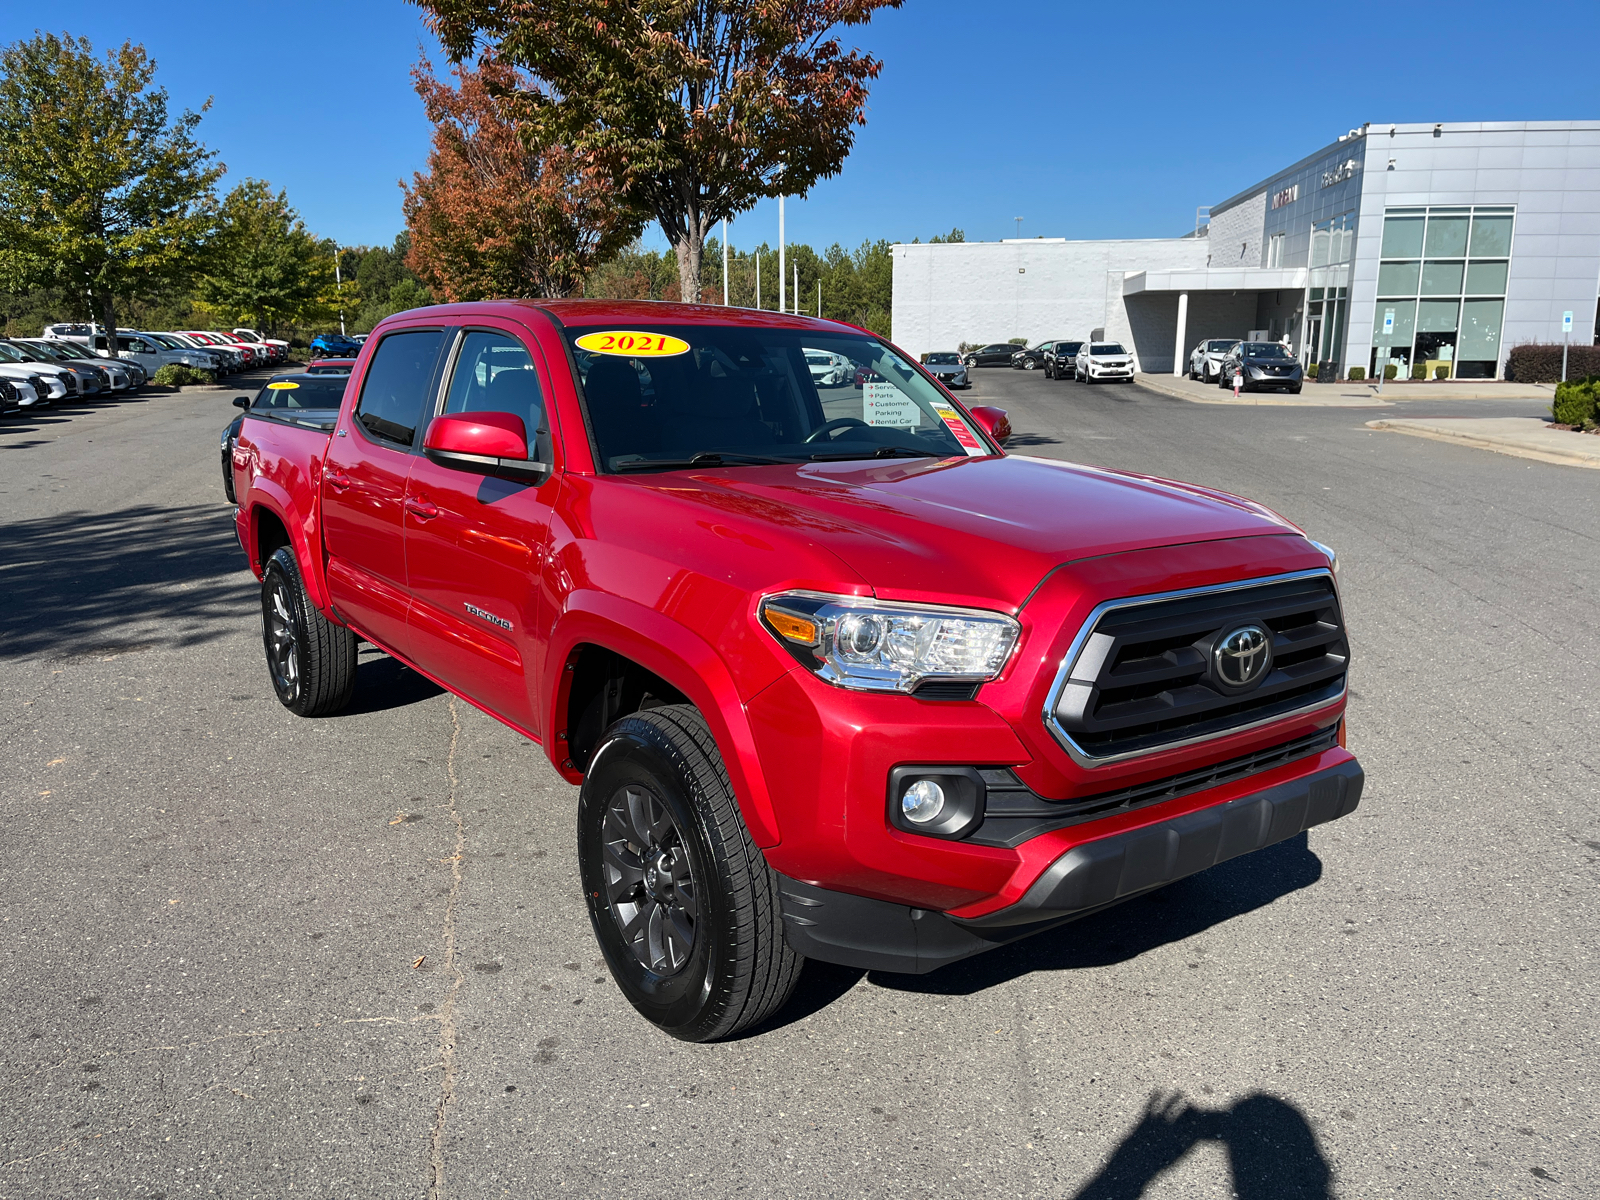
1011,340,1067,371
1218,342,1304,394
920,351,971,389
229,299,1358,1043
962,342,1024,368
1043,341,1084,379
161,332,242,373
804,350,851,387
1188,339,1240,382
232,329,290,364
1073,341,1136,383
8,338,114,394
0,341,73,402
303,358,357,375
183,331,259,368
89,331,222,377
220,372,351,503
309,332,363,359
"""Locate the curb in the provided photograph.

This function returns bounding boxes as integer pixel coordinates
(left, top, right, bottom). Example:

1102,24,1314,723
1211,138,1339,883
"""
1366,419,1600,469
1135,374,1390,408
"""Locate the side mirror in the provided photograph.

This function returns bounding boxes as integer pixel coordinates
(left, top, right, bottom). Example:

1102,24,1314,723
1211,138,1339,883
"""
424,411,548,482
232,396,251,410
967,405,1012,448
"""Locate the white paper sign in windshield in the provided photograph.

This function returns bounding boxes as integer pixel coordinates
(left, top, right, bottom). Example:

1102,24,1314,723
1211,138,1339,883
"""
863,380,919,427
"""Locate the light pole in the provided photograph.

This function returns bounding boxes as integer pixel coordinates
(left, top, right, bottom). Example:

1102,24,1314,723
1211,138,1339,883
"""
335,247,346,336
1014,217,1023,239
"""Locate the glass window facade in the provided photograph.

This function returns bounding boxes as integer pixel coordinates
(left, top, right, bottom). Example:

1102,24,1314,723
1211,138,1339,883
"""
1373,205,1513,379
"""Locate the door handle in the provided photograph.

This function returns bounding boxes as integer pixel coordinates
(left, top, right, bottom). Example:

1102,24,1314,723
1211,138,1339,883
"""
326,468,351,491
405,497,440,520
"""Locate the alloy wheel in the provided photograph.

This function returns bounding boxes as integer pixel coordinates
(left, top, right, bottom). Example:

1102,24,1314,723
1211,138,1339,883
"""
265,577,300,703
602,784,699,975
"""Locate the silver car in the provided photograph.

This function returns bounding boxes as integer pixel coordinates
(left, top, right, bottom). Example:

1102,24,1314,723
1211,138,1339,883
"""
1188,339,1239,382
15,338,118,393
921,351,971,389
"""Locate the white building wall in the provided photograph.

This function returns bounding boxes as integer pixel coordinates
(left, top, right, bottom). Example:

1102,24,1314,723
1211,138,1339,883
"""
1349,121,1600,373
891,237,1208,361
1206,190,1267,270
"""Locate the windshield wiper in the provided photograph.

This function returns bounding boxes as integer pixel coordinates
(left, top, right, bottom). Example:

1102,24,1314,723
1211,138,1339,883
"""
611,451,797,473
807,445,934,462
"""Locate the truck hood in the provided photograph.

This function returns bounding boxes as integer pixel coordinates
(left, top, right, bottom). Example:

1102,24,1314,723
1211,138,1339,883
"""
625,453,1303,610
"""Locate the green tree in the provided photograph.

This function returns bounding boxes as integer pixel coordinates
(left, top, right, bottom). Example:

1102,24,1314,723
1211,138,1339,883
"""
420,0,902,304
351,233,432,331
0,33,221,355
196,179,341,334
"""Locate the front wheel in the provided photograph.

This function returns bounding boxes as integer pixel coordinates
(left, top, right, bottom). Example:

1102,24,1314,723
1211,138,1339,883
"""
578,706,800,1042
261,546,357,716
1023,359,1037,371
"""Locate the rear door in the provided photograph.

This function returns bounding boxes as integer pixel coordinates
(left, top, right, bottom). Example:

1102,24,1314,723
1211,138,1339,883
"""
321,326,448,652
401,323,560,734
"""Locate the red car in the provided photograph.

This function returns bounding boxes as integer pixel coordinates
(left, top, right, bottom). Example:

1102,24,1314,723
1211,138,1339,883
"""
230,300,1360,1041
303,358,357,375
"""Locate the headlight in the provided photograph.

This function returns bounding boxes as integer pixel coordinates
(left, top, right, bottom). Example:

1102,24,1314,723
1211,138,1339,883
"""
760,592,1020,694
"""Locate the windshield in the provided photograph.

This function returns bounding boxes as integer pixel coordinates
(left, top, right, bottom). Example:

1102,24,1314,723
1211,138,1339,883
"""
562,324,991,472
146,334,182,349
1205,340,1236,352
28,341,76,360
233,330,261,342
923,353,960,365
304,362,353,375
0,343,28,363
1242,342,1288,358
12,342,59,361
251,376,349,410
1089,343,1126,355
1056,342,1083,354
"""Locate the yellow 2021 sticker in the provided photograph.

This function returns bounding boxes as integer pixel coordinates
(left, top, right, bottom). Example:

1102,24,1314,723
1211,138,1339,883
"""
575,331,691,358
266,381,300,390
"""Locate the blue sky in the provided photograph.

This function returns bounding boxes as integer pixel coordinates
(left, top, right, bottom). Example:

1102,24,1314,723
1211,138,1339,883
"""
5,1,1598,254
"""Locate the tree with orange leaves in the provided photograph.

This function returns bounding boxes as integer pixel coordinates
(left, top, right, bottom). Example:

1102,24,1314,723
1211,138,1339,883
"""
402,56,642,301
417,0,901,304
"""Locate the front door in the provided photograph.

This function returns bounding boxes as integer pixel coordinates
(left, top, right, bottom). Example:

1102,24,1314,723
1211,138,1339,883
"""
321,327,447,652
403,326,559,735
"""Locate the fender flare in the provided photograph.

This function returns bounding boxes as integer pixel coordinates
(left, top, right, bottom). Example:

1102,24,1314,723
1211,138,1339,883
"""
547,591,783,848
244,481,332,614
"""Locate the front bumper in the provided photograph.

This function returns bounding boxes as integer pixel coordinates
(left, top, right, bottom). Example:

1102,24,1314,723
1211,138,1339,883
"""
779,755,1362,973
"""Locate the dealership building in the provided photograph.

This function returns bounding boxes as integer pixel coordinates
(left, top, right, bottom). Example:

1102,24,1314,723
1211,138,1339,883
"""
891,120,1600,379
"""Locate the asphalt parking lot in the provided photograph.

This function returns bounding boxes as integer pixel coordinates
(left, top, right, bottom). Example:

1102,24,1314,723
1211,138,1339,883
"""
2,368,1595,1199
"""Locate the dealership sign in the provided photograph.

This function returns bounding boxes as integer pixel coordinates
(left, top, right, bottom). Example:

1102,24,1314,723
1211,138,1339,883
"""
1322,158,1361,188
1270,184,1299,210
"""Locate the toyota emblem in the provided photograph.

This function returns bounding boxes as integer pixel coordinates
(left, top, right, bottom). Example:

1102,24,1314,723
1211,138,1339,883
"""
1213,625,1273,690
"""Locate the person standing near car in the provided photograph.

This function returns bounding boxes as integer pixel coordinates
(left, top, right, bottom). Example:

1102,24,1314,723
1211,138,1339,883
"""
1232,361,1244,398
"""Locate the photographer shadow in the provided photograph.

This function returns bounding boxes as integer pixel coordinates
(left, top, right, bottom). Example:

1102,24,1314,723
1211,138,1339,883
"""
1071,1089,1332,1200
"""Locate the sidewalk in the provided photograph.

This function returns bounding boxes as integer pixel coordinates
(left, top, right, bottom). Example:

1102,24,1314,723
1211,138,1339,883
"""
1136,372,1553,408
1366,416,1600,469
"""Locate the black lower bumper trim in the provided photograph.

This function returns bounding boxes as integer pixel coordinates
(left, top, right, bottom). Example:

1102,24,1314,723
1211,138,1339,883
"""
777,756,1362,974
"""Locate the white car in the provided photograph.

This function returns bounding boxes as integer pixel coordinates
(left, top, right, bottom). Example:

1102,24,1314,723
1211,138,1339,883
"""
804,350,850,387
1074,341,1136,384
1188,339,1239,382
9,338,120,394
233,328,289,363
100,331,222,376
0,340,75,401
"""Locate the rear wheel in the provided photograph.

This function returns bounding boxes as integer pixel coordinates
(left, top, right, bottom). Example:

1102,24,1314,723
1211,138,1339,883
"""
261,546,357,716
578,705,800,1042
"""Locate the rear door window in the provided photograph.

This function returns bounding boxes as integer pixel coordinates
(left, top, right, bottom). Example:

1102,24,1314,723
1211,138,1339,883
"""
355,329,446,447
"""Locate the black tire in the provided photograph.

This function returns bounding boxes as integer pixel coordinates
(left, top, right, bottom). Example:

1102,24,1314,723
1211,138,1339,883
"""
1289,384,1302,394
578,705,800,1042
261,546,357,717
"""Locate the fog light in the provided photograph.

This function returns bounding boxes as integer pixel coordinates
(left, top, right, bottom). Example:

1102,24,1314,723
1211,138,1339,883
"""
901,779,946,824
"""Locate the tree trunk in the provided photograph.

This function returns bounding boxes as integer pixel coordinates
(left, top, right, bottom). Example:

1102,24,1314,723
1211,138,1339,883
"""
672,232,703,304
100,294,119,360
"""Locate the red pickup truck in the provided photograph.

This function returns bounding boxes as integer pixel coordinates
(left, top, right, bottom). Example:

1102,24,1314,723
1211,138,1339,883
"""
231,300,1361,1042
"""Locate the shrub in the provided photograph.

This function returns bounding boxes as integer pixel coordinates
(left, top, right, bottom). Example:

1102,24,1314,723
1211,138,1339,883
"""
1306,362,1319,379
151,364,216,387
1434,365,1450,379
1383,363,1399,380
1008,337,1027,346
1410,363,1428,380
1347,367,1366,381
1552,377,1600,426
1506,342,1600,383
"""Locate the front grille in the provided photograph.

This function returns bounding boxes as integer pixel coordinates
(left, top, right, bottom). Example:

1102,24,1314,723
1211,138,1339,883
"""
1046,570,1346,764
969,724,1340,848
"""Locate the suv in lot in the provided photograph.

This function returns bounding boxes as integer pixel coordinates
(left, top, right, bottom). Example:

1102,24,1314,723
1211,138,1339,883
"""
1044,340,1084,379
1189,339,1239,382
1074,341,1136,383
230,300,1360,1042
1219,342,1304,395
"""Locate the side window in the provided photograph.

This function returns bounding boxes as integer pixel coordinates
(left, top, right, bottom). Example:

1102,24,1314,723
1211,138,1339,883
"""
441,330,544,458
355,329,445,447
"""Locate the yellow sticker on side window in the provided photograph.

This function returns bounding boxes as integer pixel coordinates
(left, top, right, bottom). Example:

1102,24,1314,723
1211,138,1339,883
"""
266,381,299,390
575,331,691,358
